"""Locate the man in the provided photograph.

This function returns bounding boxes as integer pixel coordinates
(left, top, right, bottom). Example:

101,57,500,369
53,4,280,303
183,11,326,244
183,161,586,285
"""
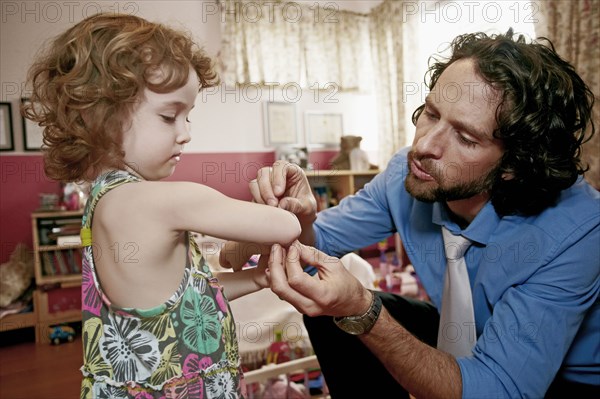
227,30,600,398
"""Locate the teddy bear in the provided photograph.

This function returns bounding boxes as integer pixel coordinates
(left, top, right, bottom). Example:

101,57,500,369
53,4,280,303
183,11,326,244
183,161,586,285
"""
330,135,377,171
0,243,34,308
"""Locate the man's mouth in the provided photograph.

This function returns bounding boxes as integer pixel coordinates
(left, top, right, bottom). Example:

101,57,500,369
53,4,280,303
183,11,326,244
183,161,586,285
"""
410,159,435,181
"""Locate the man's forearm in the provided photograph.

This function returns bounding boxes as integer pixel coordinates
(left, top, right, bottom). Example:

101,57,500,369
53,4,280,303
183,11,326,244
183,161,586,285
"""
359,307,463,399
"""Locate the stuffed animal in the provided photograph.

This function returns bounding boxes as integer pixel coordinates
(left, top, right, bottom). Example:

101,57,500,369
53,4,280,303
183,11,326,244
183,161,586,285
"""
330,135,361,170
330,135,377,171
0,243,34,308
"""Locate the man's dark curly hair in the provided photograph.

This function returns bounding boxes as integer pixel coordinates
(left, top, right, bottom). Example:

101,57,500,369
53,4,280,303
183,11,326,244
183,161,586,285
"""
412,29,595,216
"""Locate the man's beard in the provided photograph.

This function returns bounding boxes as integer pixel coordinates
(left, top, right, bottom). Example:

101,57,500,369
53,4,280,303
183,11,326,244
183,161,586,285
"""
405,152,499,203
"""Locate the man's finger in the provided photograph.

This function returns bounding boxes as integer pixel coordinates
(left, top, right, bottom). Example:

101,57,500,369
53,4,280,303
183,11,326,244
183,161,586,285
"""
249,179,267,204
269,244,318,312
297,243,337,273
271,161,298,197
256,166,278,206
278,197,303,214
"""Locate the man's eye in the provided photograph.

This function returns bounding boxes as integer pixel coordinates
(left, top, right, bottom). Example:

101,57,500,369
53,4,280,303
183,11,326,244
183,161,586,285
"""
425,111,438,120
458,134,477,147
160,115,176,123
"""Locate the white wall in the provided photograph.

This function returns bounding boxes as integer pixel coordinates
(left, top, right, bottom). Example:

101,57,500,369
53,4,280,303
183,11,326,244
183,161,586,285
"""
0,0,379,156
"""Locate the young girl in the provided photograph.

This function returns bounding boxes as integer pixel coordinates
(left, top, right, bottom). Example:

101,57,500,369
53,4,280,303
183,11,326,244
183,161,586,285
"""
22,13,300,398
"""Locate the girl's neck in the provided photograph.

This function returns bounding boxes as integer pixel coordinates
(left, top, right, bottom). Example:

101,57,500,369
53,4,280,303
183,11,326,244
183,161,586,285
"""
123,164,146,181
95,165,146,181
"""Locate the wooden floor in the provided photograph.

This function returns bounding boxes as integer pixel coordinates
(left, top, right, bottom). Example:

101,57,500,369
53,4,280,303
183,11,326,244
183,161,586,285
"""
0,328,82,398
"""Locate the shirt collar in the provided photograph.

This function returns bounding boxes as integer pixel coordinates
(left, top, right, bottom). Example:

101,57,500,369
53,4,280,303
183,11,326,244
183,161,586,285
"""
432,201,500,245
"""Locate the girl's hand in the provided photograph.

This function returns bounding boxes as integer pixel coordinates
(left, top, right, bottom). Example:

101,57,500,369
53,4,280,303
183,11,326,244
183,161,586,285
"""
250,255,270,290
219,241,271,271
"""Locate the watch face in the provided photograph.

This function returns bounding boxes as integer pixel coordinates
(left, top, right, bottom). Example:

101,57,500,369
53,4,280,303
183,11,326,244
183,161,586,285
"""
337,318,366,335
334,291,382,335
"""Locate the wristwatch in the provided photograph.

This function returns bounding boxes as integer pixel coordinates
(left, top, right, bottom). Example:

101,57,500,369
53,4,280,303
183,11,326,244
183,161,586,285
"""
333,290,383,335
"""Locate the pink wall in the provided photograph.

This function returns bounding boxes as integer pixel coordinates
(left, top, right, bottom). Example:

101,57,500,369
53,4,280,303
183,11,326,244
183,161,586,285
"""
1,156,61,264
0,150,336,264
168,152,276,200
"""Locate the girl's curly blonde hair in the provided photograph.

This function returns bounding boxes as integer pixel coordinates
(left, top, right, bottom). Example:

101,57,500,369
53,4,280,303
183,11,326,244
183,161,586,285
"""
22,13,219,182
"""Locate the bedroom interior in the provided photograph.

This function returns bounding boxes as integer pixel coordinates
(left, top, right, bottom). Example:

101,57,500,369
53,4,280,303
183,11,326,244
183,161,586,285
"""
0,0,598,398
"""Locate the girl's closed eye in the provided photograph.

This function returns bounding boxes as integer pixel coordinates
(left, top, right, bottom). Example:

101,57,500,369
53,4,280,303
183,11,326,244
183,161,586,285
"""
160,115,192,124
160,114,176,123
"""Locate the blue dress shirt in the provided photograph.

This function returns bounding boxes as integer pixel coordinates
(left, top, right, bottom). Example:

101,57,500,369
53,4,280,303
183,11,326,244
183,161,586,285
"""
314,147,600,397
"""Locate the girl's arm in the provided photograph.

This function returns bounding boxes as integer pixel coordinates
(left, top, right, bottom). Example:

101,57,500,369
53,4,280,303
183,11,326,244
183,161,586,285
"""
115,181,300,298
213,256,270,300
132,181,301,245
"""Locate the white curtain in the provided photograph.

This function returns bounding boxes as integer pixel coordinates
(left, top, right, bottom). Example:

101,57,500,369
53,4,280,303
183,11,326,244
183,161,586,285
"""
369,0,410,168
218,0,372,91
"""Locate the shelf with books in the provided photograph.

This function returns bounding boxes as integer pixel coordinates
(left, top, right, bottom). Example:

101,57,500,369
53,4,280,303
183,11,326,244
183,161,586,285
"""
38,247,83,279
32,210,83,286
305,169,379,210
31,210,84,343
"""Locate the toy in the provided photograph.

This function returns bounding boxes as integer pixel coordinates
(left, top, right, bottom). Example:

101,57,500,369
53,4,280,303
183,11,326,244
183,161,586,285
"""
266,330,291,365
49,325,76,345
0,243,33,308
330,135,377,171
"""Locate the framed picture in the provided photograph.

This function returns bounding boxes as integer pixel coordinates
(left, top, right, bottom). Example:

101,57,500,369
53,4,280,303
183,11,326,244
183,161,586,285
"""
0,102,14,151
305,112,343,147
264,101,298,146
21,98,44,151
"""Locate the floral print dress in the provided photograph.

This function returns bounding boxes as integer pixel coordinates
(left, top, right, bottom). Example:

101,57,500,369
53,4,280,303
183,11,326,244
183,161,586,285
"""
79,171,244,398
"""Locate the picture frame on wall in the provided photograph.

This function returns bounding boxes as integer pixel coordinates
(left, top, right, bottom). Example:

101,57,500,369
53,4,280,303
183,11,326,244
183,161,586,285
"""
21,97,44,151
264,101,298,146
0,102,14,151
305,112,343,147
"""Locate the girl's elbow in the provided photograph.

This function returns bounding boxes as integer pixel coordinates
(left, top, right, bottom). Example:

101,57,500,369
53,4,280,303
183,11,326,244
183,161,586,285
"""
281,214,301,245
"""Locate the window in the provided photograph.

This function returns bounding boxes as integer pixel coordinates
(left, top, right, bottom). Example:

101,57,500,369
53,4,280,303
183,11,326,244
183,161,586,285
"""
401,1,537,145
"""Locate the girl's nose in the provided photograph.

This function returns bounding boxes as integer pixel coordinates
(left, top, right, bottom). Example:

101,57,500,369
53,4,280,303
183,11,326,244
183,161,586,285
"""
177,124,192,144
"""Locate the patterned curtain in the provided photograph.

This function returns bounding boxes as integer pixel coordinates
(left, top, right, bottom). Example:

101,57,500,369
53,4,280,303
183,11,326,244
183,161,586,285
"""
218,0,371,91
369,0,408,168
535,0,600,189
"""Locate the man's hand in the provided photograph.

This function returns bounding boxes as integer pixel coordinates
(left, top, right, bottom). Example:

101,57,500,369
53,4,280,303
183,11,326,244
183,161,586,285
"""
250,161,318,234
268,242,372,318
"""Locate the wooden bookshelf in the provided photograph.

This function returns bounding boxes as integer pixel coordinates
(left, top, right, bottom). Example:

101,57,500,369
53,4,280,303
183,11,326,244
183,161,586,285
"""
31,210,83,343
305,169,379,210
0,311,37,333
305,169,403,272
